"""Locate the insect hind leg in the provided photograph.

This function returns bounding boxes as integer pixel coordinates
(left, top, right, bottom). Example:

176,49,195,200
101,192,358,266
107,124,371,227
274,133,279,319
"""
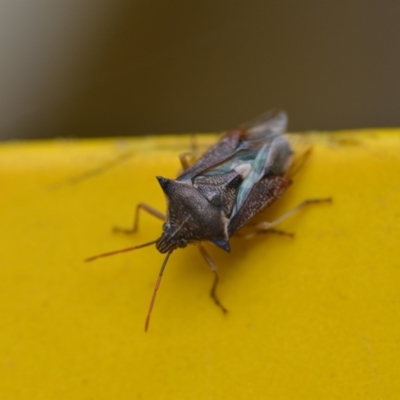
253,197,332,231
113,202,166,234
236,228,294,240
198,245,228,314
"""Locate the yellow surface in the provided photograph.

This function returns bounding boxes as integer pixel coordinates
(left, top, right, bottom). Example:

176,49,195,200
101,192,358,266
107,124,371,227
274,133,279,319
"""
1,130,400,399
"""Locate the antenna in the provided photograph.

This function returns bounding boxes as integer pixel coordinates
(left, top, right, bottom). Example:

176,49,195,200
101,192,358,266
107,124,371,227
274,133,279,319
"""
145,250,173,332
84,240,157,262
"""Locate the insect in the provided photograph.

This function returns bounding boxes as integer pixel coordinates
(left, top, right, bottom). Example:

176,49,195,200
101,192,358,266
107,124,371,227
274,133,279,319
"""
85,109,330,331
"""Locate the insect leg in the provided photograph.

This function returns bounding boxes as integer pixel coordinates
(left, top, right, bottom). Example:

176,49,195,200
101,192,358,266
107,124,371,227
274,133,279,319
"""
179,133,199,171
198,245,228,314
236,228,294,240
253,198,332,231
179,153,193,171
114,203,166,234
287,147,312,179
256,228,294,237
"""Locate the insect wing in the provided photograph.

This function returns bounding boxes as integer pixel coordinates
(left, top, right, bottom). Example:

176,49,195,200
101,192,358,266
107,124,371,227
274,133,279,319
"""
227,111,293,234
179,110,293,228
228,176,291,235
239,108,287,139
177,128,242,181
177,109,288,182
162,109,293,247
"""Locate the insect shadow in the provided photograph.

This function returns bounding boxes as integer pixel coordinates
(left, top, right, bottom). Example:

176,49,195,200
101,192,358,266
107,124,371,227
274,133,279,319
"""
85,109,331,331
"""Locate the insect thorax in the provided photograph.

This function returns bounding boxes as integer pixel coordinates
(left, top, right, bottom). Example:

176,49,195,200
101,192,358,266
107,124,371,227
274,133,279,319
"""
155,171,245,253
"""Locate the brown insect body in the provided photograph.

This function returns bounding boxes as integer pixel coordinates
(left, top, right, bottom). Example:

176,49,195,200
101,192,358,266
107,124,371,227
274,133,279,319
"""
156,109,293,253
86,109,329,331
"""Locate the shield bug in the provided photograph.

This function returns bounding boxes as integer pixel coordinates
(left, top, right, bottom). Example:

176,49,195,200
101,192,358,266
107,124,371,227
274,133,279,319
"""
85,109,331,331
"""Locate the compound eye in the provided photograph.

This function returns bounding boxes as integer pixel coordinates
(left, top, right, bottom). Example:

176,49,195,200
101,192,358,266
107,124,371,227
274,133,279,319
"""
162,223,171,232
177,238,187,248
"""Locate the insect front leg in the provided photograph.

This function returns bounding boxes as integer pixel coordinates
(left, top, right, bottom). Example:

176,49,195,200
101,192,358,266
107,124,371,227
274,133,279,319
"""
179,133,200,171
113,202,166,234
198,245,228,314
179,153,193,171
252,198,332,232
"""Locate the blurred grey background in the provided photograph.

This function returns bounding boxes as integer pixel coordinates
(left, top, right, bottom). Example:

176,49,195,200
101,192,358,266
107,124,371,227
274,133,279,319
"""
1,0,399,140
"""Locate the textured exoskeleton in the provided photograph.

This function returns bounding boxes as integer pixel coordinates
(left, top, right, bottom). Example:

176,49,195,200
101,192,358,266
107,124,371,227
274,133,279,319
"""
156,109,293,253
86,109,330,331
